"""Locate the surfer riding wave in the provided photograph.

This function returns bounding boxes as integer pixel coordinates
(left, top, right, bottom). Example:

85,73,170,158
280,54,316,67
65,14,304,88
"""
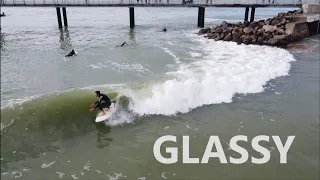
90,91,112,116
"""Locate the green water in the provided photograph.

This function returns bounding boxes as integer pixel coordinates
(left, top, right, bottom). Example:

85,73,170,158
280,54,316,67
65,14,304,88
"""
1,6,319,180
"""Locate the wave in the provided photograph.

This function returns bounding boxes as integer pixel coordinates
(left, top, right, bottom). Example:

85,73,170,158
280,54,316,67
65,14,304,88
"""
126,39,295,115
1,35,296,126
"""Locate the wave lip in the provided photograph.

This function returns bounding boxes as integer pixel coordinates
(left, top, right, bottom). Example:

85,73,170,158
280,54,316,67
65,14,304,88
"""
128,39,296,116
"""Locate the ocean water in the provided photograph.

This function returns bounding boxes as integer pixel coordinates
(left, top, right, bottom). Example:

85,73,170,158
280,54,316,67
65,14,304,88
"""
1,6,319,180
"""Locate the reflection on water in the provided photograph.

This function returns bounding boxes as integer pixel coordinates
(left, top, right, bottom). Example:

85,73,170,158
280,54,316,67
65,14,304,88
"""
129,28,136,44
0,32,6,50
59,28,73,51
95,122,113,149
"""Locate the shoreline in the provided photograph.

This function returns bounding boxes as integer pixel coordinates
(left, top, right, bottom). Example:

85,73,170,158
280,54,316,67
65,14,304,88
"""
198,9,319,48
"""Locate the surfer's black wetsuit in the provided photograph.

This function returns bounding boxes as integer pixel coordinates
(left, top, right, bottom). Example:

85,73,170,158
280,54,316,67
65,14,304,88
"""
65,50,75,57
94,93,112,112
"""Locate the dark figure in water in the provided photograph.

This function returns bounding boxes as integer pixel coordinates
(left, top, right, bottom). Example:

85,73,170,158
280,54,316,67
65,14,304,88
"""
116,41,127,47
90,91,112,116
65,49,75,57
0,12,5,17
162,28,167,32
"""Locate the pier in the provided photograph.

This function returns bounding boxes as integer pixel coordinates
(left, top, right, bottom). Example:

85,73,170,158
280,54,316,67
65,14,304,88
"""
1,0,319,29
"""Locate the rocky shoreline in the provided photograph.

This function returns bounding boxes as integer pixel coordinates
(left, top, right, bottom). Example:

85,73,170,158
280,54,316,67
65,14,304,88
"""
198,9,309,47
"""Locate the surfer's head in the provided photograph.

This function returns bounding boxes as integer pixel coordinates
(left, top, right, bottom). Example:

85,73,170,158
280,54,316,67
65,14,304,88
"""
95,91,100,97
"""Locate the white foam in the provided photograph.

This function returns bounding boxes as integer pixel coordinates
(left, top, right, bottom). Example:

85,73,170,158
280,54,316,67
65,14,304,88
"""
104,105,135,126
107,172,127,180
71,174,79,179
95,170,101,174
189,51,202,58
1,94,41,109
88,61,152,76
12,171,22,178
1,119,15,131
41,161,56,168
161,172,168,179
56,172,65,178
126,38,295,116
83,162,91,171
161,47,181,63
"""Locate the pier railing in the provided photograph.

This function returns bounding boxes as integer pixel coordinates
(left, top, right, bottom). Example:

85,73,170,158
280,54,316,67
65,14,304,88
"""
1,0,319,6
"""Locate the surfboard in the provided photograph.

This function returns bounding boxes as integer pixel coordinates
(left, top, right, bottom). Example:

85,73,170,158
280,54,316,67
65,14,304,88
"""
95,103,116,123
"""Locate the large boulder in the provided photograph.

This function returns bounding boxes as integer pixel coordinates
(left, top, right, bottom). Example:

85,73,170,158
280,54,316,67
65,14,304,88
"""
285,22,310,40
262,25,277,33
267,38,279,46
257,28,265,36
294,8,303,14
220,33,226,40
242,36,252,45
232,28,242,37
249,21,259,28
277,12,286,17
258,20,266,27
270,18,280,26
257,37,264,44
235,22,243,27
243,20,250,27
273,35,287,41
222,28,231,34
215,27,223,33
275,28,285,35
221,21,229,30
198,28,211,35
207,33,215,39
214,35,223,41
243,27,254,35
223,33,232,41
236,38,242,45
265,18,273,25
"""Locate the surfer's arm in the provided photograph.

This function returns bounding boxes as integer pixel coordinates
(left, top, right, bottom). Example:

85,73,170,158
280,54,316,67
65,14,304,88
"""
93,98,103,109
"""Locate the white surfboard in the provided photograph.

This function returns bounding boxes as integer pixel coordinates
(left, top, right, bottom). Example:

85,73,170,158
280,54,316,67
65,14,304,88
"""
95,103,116,123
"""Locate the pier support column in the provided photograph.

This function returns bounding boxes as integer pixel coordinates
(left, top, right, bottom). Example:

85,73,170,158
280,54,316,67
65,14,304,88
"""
250,7,256,22
56,7,63,29
244,7,249,22
197,7,205,28
62,7,68,27
129,7,135,29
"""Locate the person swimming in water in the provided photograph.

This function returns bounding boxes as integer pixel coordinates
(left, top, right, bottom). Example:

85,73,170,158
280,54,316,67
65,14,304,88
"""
162,28,167,32
65,49,75,57
116,41,127,47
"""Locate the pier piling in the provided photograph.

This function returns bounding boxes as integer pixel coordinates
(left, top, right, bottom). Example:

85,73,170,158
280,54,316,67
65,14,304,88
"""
129,7,135,28
56,7,62,29
198,7,205,28
244,7,249,22
62,7,68,27
250,7,256,22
